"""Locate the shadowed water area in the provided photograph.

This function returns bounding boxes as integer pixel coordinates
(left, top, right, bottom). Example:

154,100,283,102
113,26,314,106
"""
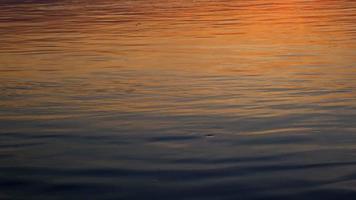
1,0,356,199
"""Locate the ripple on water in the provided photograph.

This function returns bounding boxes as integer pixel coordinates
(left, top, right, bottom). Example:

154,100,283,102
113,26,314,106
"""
1,0,356,199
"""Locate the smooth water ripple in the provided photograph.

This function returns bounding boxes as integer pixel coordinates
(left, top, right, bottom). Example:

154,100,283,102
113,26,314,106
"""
1,0,356,199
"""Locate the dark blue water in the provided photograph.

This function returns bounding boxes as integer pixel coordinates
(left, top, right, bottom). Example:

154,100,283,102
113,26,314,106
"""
1,0,356,199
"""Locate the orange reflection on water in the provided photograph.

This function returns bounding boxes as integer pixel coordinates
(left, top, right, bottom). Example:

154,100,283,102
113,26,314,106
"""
0,0,356,119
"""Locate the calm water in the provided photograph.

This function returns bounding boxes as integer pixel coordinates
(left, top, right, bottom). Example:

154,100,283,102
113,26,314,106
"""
1,0,356,199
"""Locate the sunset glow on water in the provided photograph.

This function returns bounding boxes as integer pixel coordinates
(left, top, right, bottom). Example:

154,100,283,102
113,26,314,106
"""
1,0,356,199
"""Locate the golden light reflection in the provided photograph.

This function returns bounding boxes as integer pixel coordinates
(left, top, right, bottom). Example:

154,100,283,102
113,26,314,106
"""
1,0,356,120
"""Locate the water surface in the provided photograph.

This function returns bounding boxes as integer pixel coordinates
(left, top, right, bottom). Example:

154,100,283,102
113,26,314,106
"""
1,0,356,199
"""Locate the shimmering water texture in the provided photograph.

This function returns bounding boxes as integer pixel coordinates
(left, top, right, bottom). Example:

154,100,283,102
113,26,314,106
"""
1,0,356,199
